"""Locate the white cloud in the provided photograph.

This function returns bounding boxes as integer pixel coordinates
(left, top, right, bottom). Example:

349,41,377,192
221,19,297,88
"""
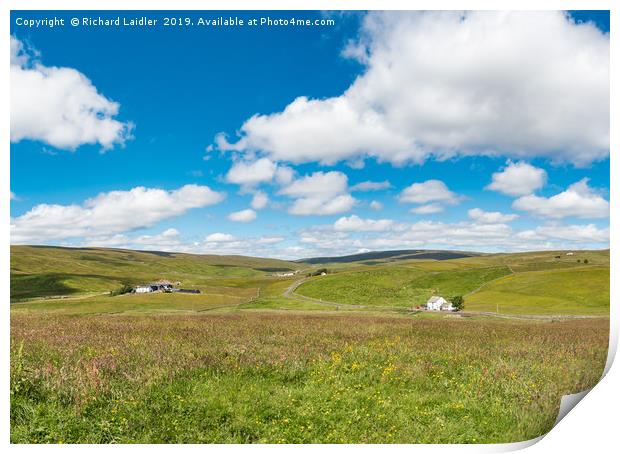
217,95,412,165
280,171,348,198
228,209,257,222
300,217,609,254
10,191,18,201
274,166,295,185
370,200,383,211
486,161,547,196
279,171,356,216
215,12,609,166
257,236,285,244
10,184,225,243
468,208,518,223
410,203,444,215
225,157,278,186
250,191,269,210
399,180,461,205
512,178,609,219
81,230,291,258
334,215,394,232
161,228,180,237
518,223,609,243
288,195,356,216
205,232,235,242
10,36,133,151
82,228,183,250
351,180,391,191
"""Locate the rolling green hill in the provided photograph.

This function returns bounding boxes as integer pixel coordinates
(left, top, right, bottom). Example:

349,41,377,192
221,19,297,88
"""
465,266,609,315
296,265,512,307
295,250,609,315
10,245,300,301
10,246,609,316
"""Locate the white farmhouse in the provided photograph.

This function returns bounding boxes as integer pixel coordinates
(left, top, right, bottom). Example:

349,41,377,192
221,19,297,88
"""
426,296,454,311
134,285,153,293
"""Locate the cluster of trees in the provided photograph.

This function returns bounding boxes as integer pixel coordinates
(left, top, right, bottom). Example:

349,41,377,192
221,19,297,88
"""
110,284,133,297
451,295,464,311
307,268,329,277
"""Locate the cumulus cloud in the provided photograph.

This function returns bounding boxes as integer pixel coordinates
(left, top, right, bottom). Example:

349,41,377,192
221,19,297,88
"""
279,171,356,215
225,157,278,186
410,204,444,215
399,180,461,205
215,12,609,166
486,161,548,196
517,223,609,243
370,200,383,211
82,228,183,250
333,215,394,232
10,191,18,201
228,209,257,222
205,232,235,242
250,191,269,210
300,217,609,254
84,230,289,257
11,184,225,243
10,36,133,151
512,178,609,219
351,180,391,191
468,208,519,223
256,236,285,244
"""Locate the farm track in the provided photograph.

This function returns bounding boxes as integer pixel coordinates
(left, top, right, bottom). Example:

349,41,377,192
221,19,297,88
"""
464,265,515,298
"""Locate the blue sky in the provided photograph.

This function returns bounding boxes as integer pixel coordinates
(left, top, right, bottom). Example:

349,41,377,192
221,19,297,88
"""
10,11,610,258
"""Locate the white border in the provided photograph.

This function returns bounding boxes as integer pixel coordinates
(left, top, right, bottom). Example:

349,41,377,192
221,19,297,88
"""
2,1,616,452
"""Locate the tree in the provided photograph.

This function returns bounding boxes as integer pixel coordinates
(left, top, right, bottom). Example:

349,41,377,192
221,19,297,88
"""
310,268,329,276
451,295,464,311
584,259,589,264
110,284,133,297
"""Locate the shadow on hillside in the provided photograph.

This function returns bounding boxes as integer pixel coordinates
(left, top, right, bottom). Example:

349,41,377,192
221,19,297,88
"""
10,273,115,301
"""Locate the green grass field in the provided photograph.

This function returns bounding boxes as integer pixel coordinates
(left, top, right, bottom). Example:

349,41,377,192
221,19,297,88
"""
9,246,610,443
10,313,608,443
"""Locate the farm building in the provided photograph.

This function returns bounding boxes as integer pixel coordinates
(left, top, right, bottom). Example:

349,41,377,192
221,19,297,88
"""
133,279,174,293
566,252,574,256
426,296,454,311
152,279,174,290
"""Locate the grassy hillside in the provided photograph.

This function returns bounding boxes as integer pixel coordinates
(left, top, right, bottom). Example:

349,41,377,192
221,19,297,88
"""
11,245,300,301
465,267,610,315
11,246,609,316
297,265,512,308
296,250,609,315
